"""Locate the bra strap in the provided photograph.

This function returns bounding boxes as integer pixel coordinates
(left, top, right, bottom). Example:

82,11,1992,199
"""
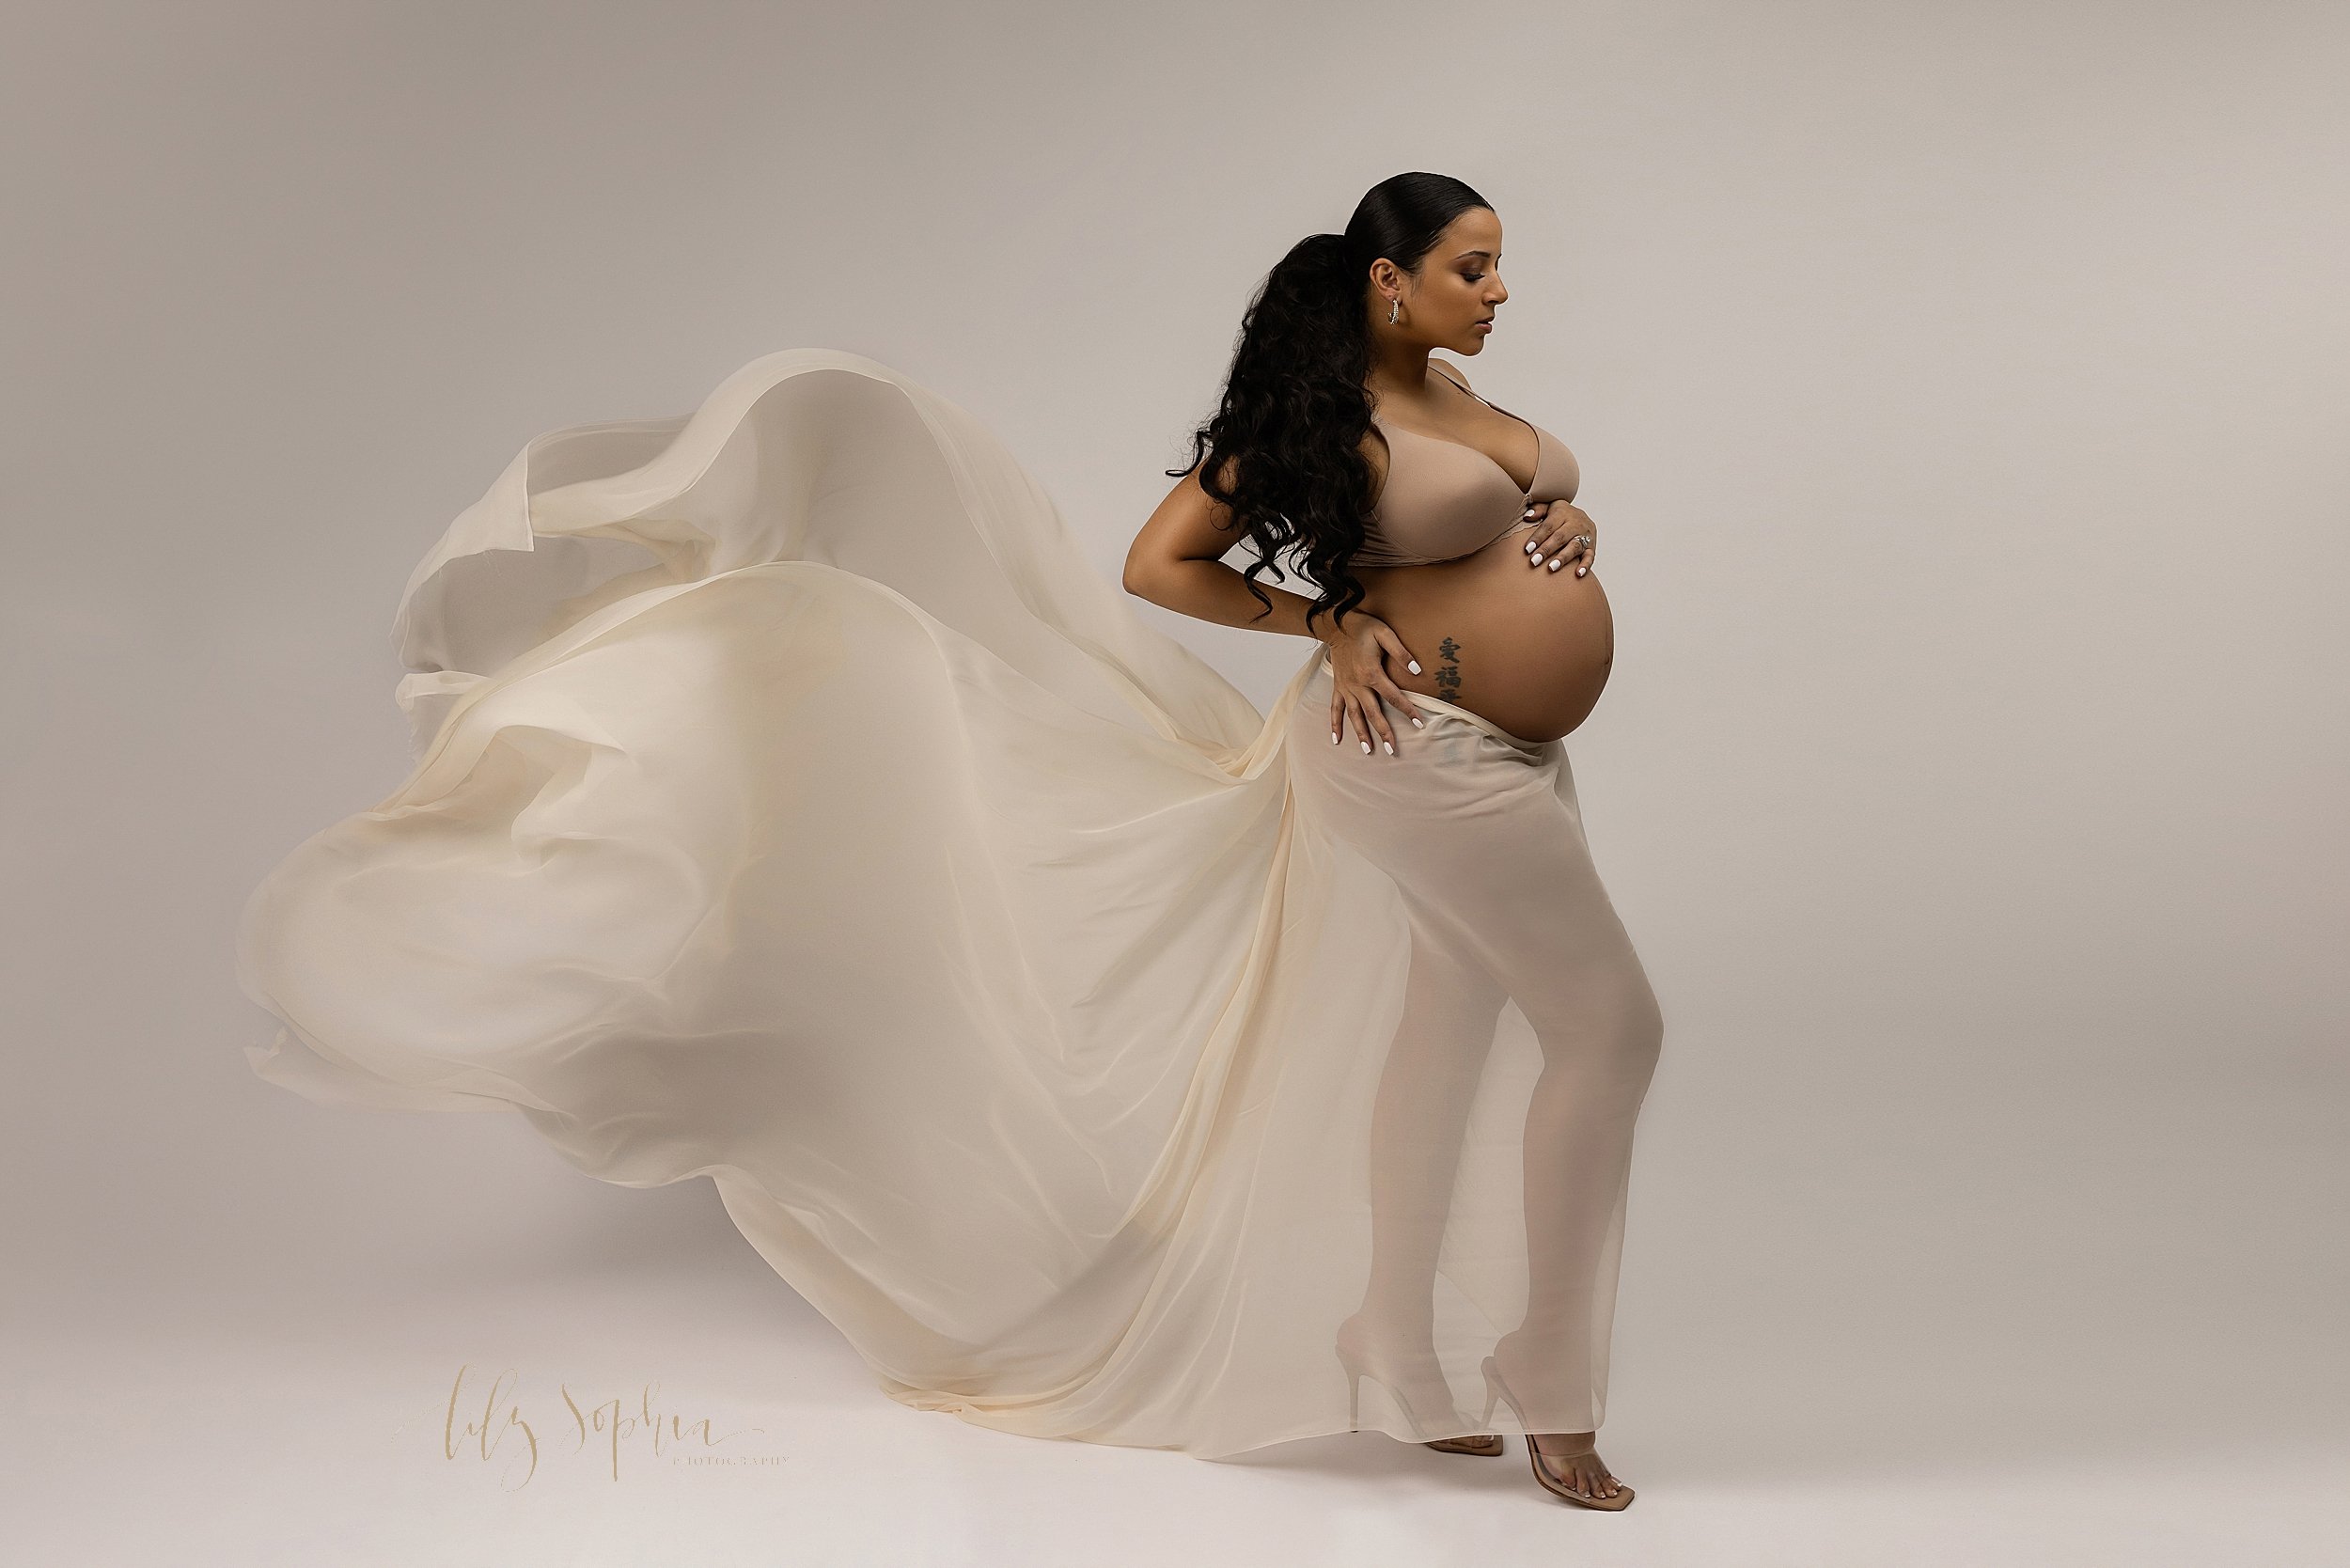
1428,360,1484,404
1429,361,1542,479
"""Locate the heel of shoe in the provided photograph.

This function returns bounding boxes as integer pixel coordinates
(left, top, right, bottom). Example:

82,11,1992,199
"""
1477,1355,1511,1429
1335,1318,1466,1438
1337,1347,1362,1429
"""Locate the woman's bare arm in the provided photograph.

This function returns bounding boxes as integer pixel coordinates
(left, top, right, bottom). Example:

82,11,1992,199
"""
1121,461,1338,642
1127,456,1422,751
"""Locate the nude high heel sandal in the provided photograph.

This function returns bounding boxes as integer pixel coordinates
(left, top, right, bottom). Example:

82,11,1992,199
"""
1337,1346,1498,1453
1478,1356,1635,1510
1335,1314,1489,1450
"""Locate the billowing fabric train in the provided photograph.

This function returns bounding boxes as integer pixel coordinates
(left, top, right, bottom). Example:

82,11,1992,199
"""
236,348,1662,1461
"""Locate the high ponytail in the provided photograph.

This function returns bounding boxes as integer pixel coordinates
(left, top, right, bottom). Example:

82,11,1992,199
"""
1174,173,1492,638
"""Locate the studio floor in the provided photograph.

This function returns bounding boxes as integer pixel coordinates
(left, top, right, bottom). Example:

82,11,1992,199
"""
8,1032,2340,1567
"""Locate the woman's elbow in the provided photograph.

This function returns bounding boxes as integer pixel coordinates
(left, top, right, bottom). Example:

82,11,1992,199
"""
1121,554,1167,603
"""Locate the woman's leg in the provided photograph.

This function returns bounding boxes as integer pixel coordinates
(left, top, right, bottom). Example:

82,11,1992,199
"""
1289,663,1663,1482
1350,898,1508,1352
1403,795,1660,1323
1392,764,1663,1497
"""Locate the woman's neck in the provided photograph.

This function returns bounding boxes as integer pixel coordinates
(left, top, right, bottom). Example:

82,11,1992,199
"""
1367,342,1445,413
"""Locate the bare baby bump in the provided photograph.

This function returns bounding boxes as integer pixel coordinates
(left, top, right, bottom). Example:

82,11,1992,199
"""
1355,522,1616,744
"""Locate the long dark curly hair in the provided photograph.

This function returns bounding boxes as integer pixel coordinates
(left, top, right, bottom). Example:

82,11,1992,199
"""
1172,172,1494,637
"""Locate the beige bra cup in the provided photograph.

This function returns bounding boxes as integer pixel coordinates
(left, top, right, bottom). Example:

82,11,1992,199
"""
1357,375,1580,568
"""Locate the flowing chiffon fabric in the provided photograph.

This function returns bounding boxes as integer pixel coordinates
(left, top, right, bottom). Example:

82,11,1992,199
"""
235,348,1663,1460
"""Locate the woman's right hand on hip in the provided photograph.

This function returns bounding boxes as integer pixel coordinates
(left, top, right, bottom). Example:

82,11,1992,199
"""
1322,612,1424,757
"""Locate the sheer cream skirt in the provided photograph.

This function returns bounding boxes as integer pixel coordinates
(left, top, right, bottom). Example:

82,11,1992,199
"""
235,349,1665,1460
1287,655,1665,1443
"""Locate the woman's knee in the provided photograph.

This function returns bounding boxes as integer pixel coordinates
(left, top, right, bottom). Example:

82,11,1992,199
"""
1622,972,1665,1077
1522,962,1662,1078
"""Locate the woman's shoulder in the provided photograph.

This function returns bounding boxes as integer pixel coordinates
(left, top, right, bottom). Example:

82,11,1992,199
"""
1428,358,1476,397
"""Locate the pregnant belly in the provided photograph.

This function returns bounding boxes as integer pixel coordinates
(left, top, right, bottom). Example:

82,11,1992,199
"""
1352,520,1616,744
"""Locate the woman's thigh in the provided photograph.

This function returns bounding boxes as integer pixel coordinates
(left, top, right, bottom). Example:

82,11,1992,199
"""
1288,670,1660,1070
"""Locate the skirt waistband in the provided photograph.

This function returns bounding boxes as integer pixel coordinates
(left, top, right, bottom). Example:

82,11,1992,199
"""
1314,652,1548,754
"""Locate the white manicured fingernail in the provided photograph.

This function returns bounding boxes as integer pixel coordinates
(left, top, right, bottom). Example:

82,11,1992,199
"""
1407,661,1421,674
1549,557,1562,571
1332,730,1340,744
1360,740,1371,753
1383,740,1394,755
1576,566,1586,576
1410,716,1423,728
1530,553,1543,565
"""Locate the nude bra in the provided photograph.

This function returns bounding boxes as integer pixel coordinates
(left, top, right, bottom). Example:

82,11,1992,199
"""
1355,366,1580,568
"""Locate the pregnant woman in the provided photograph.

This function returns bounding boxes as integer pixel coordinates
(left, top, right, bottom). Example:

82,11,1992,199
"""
1124,174,1662,1507
234,172,1663,1510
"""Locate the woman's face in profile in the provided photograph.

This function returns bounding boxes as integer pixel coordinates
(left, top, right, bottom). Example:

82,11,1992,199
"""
1402,206,1512,356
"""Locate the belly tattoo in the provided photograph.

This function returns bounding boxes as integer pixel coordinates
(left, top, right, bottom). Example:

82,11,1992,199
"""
1435,635,1464,704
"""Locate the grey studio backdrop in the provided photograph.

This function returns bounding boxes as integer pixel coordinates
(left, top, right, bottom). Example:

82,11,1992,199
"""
3,2,2342,1564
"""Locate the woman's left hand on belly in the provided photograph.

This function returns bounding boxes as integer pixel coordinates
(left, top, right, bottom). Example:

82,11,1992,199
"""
1520,500,1598,578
